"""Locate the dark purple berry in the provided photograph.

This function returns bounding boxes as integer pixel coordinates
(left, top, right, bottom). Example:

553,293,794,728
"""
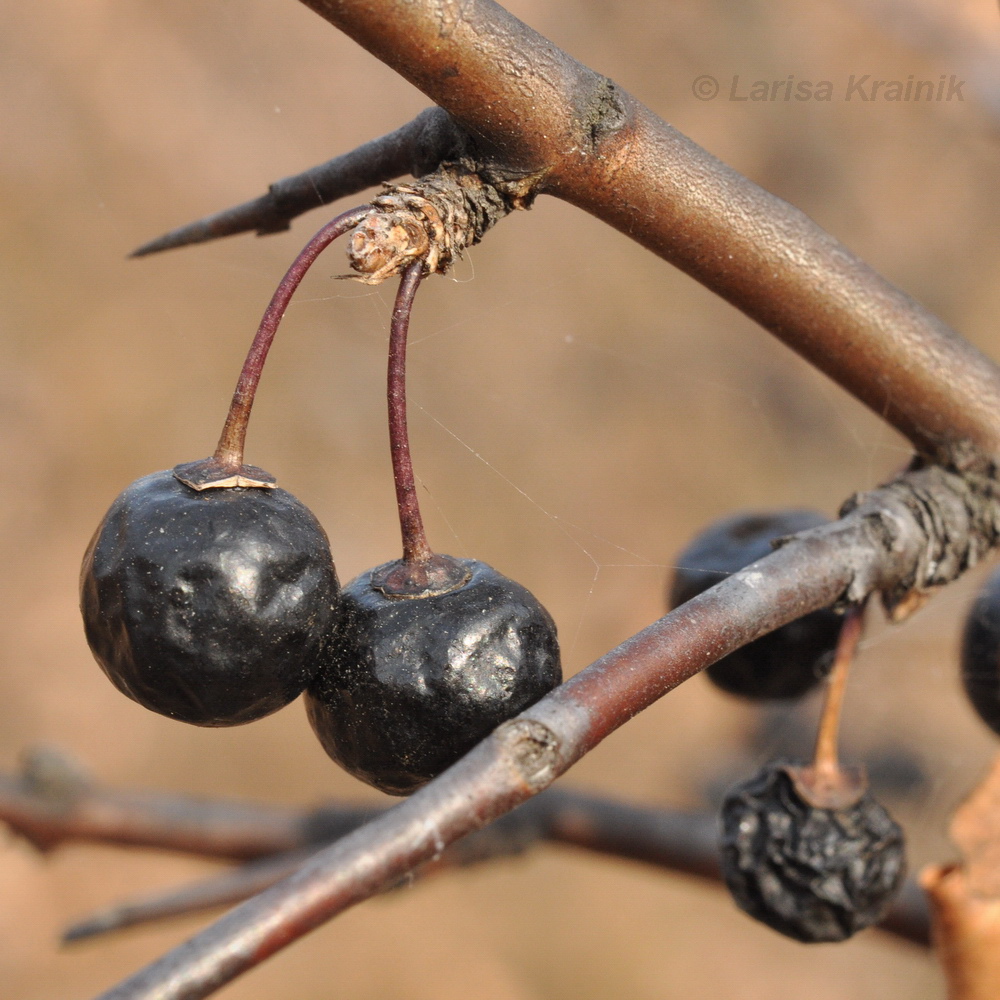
720,762,906,942
81,468,339,726
960,566,1000,736
670,510,841,699
305,556,561,795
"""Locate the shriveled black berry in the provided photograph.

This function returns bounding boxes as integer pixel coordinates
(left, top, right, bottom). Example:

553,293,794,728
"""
960,566,1000,736
720,762,906,942
670,510,841,698
305,557,561,795
81,468,339,726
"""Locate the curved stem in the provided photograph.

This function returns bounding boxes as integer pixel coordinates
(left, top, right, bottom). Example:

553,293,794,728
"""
388,262,431,564
213,205,371,470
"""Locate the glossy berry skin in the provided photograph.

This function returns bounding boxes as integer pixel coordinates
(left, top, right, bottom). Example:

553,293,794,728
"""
81,469,339,727
305,558,561,795
670,510,842,699
961,566,1000,736
720,762,906,943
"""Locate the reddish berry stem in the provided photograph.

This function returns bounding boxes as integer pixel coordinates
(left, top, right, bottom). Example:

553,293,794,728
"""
214,205,372,470
387,262,431,565
812,602,865,778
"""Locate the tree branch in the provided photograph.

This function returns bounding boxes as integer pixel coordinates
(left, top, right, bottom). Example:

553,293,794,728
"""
293,0,1000,469
0,747,329,861
133,1,1000,465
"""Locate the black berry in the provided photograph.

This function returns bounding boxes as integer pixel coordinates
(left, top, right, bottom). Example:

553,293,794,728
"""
720,762,906,942
306,556,560,795
79,210,370,726
306,264,561,794
81,469,339,726
670,510,841,698
960,566,1000,735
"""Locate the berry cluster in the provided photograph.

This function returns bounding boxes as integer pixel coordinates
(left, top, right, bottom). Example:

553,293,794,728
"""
80,208,560,795
80,196,1000,942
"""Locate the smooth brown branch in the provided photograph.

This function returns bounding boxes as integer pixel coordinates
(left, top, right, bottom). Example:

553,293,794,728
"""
130,108,461,257
300,0,1000,469
90,462,989,1000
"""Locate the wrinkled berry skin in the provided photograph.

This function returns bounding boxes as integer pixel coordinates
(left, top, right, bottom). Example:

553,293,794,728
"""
720,763,906,942
961,566,1000,735
305,558,561,795
670,510,842,699
81,469,339,727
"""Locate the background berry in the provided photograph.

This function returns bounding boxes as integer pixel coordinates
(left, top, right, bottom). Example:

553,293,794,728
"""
670,510,842,699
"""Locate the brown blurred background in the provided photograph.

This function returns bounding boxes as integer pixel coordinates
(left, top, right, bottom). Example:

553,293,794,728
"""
1,0,999,996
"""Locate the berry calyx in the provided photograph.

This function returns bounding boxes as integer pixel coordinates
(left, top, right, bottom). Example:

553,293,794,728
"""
670,510,842,699
306,262,561,794
80,208,370,725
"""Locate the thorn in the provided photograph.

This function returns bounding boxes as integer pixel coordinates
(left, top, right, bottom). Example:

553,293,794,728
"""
60,849,317,944
128,108,461,259
129,194,286,258
63,910,123,944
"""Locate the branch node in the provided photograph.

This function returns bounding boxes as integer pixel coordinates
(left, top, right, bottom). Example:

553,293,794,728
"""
346,162,544,283
20,745,92,807
497,719,561,790
841,464,1000,619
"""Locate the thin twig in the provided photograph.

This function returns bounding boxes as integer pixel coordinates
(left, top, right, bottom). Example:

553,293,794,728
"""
0,758,319,861
62,850,320,944
130,108,458,257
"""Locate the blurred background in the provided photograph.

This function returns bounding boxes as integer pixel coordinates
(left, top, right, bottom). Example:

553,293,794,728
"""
1,0,999,996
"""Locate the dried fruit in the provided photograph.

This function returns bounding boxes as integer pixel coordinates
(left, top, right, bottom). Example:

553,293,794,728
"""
670,510,841,698
720,762,906,942
961,566,1000,736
